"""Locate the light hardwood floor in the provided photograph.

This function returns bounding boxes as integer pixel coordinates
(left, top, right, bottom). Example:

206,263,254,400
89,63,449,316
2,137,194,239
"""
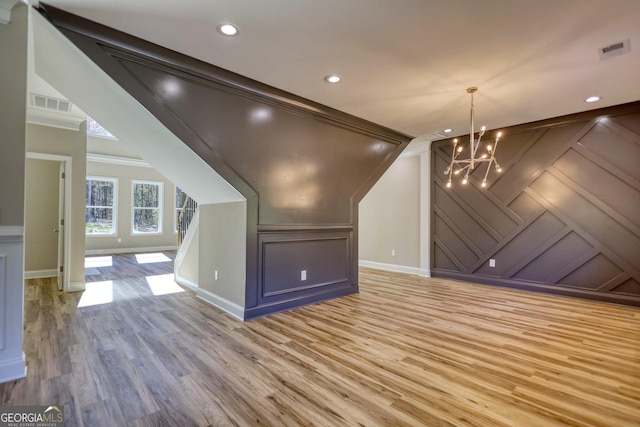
1,256,639,426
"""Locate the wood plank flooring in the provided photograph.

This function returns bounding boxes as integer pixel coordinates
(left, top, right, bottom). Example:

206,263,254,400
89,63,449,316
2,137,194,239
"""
1,257,639,426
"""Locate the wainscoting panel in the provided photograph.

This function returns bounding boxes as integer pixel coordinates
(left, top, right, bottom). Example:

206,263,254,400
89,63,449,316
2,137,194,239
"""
261,236,350,298
432,102,640,306
0,228,27,382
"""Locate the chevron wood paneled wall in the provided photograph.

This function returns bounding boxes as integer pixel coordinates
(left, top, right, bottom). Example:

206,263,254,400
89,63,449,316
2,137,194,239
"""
431,102,640,306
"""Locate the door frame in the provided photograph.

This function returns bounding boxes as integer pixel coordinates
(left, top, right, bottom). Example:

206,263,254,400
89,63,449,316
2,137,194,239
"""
26,152,73,292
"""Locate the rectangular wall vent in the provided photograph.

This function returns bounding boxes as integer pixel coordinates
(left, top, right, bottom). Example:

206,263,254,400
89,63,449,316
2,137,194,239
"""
29,93,74,113
599,39,631,60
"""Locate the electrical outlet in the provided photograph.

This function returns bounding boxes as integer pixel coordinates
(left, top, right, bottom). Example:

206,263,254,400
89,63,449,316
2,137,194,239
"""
301,270,307,281
214,270,219,280
117,238,122,243
391,249,396,256
489,259,496,268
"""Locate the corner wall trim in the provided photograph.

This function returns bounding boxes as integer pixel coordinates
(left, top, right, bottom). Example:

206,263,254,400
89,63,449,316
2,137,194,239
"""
24,269,57,279
359,259,430,277
196,288,244,321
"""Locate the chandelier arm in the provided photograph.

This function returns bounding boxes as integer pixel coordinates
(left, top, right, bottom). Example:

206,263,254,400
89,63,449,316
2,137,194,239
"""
492,136,501,153
481,158,493,184
474,132,484,162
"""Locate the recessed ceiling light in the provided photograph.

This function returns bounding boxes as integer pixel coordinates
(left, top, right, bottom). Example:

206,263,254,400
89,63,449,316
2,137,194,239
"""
217,23,239,36
443,128,453,133
585,96,601,103
324,74,342,84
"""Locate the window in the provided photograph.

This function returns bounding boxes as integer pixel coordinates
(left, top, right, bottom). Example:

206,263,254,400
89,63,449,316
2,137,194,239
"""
86,116,115,139
132,180,163,234
175,187,188,233
86,177,117,235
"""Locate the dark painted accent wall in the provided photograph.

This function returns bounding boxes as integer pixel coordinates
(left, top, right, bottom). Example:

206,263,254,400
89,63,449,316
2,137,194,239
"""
39,4,411,319
432,102,640,307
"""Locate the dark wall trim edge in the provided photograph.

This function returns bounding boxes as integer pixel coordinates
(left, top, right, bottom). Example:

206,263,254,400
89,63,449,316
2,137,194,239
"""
244,286,358,321
432,269,640,307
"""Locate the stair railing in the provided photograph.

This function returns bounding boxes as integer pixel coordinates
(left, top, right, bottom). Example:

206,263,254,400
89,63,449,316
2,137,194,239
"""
177,196,198,247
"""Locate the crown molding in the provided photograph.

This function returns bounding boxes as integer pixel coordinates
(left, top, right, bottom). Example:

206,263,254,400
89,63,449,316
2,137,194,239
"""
87,153,151,168
27,110,84,131
0,0,22,25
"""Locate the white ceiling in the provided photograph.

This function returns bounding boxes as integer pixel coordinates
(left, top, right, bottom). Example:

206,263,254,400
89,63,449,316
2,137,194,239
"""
31,0,640,139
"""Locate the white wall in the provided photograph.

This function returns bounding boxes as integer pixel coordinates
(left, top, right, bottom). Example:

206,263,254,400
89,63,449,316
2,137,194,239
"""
85,160,179,253
196,201,246,320
26,122,87,288
24,158,59,273
359,140,432,278
87,135,140,159
0,1,28,383
359,156,421,271
0,4,26,227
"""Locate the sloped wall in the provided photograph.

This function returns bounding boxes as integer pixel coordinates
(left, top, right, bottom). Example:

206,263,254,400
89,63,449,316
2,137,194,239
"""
40,4,411,318
432,102,640,306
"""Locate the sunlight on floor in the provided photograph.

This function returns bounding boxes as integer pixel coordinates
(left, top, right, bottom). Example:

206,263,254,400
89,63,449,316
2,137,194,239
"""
135,252,172,264
146,274,186,296
77,281,114,307
84,256,113,268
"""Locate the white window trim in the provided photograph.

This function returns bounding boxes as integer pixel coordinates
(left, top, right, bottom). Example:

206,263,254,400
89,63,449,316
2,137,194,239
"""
131,179,164,235
86,176,118,237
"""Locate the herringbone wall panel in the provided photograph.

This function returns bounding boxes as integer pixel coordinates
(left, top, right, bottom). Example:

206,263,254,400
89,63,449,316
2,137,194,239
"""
432,103,640,306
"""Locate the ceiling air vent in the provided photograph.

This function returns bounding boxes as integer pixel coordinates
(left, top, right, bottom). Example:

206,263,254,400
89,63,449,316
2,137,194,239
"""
599,39,631,60
425,131,449,141
30,93,74,113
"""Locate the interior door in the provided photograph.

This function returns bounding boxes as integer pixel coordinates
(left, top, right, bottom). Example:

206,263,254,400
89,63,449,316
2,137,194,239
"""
57,162,65,291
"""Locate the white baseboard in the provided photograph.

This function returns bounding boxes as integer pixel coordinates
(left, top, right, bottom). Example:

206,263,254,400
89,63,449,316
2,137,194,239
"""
24,269,57,279
68,281,86,292
196,287,244,321
174,273,198,292
85,245,177,256
358,260,430,277
0,352,27,384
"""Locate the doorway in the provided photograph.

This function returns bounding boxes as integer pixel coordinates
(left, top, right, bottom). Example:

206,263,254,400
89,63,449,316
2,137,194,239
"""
25,153,72,291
